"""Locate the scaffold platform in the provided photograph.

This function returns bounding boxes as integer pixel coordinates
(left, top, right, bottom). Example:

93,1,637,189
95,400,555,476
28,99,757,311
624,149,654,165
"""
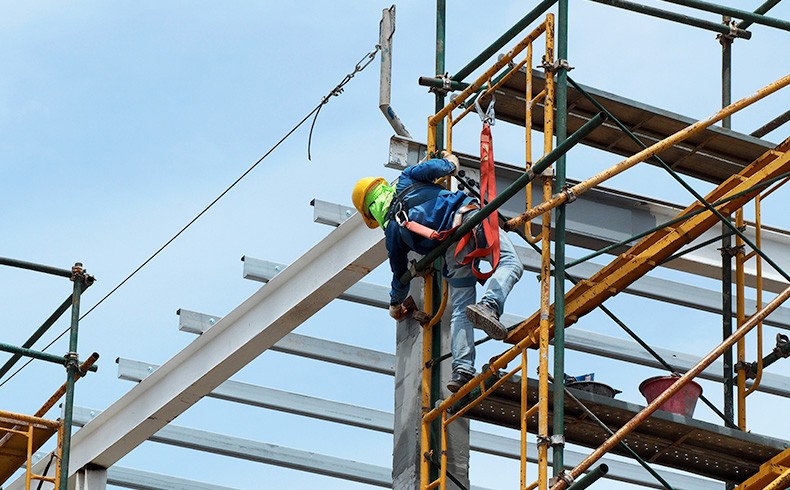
458,376,790,484
490,69,774,184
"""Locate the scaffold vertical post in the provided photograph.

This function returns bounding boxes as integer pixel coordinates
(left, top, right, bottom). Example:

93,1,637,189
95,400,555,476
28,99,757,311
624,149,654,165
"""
59,263,85,490
552,0,569,479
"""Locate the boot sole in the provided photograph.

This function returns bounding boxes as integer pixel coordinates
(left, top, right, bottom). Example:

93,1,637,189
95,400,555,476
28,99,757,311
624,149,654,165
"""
466,304,507,340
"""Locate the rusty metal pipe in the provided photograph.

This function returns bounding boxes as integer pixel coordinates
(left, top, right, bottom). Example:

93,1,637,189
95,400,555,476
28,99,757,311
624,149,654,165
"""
551,284,790,490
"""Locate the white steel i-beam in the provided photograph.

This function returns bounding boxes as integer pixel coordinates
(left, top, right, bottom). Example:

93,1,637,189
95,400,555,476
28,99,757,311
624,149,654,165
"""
69,407,496,490
116,359,721,490
6,213,388,488
233,259,790,398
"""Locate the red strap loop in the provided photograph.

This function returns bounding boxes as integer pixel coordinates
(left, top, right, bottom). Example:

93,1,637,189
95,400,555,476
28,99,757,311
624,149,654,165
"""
454,122,500,280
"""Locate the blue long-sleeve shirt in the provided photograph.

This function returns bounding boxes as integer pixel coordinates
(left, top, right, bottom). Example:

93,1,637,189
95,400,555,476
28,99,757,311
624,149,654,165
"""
385,158,474,304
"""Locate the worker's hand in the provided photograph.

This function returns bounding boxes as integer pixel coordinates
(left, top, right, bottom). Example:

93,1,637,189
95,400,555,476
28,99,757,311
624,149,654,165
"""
389,303,408,321
442,151,460,174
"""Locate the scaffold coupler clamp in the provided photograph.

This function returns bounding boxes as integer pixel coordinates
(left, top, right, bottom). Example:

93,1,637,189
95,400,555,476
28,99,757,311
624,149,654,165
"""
542,56,574,73
409,259,434,279
774,333,790,359
549,471,575,487
718,20,738,44
537,434,565,449
561,184,577,203
64,351,80,371
735,360,758,380
430,72,453,95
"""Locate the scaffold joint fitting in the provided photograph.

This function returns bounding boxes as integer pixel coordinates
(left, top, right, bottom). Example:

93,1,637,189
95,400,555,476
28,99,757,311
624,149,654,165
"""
735,360,758,380
64,352,80,370
774,333,790,359
543,57,574,73
719,245,742,258
549,471,574,487
562,185,577,203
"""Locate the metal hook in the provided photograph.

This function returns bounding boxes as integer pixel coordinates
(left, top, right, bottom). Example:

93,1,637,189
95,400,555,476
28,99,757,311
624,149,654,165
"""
474,92,496,126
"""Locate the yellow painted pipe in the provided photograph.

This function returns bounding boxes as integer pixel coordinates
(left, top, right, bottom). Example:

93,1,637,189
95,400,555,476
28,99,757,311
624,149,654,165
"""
520,350,529,489
429,21,549,127
736,209,747,429
420,275,434,490
506,73,790,231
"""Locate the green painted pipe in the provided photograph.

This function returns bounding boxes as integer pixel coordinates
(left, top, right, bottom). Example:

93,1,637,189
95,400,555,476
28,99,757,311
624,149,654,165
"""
737,0,783,30
0,342,99,370
453,0,558,82
553,0,570,476
399,112,608,284
567,464,609,490
660,0,790,32
0,256,73,278
589,0,751,39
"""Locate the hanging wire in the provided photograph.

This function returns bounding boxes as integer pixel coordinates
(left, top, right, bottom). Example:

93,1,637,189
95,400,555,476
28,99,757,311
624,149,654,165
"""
0,42,382,389
308,44,381,160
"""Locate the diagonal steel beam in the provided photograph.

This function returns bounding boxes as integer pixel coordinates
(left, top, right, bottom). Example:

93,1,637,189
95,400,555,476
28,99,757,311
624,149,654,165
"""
6,213,387,486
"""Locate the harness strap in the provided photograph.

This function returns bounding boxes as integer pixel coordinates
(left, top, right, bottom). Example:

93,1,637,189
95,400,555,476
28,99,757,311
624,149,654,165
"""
453,122,500,280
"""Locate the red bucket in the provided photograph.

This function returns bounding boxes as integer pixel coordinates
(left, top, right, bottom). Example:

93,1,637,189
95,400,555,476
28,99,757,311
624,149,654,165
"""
639,376,703,417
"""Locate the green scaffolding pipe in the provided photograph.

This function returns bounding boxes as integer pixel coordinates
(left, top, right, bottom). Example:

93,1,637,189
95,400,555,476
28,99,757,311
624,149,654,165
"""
0,295,74,381
737,0,783,30
0,342,97,372
567,464,609,490
660,0,790,32
452,0,558,82
429,1,446,485
565,75,790,285
588,0,751,39
553,0,570,476
399,112,608,284
662,227,737,265
60,267,85,490
0,256,73,278
562,170,790,270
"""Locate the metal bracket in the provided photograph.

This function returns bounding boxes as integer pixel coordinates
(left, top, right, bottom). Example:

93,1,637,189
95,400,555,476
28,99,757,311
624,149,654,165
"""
409,259,434,279
549,471,574,487
542,57,574,73
774,333,790,359
735,360,758,380
719,245,743,258
64,352,80,370
537,434,565,448
429,73,453,94
562,185,577,204
717,20,738,44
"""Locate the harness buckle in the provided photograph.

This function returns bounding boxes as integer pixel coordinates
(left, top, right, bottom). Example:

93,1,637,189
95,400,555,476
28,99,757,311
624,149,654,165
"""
394,209,409,227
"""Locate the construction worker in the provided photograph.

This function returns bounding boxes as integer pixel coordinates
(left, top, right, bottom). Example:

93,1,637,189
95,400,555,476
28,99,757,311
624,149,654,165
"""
352,152,523,392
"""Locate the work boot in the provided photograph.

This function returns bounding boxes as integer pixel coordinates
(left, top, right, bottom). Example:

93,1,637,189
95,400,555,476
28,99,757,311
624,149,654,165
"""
447,370,474,393
466,302,507,340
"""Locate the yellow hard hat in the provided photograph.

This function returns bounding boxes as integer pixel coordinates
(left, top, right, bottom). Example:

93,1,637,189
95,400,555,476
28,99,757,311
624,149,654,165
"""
352,176,386,229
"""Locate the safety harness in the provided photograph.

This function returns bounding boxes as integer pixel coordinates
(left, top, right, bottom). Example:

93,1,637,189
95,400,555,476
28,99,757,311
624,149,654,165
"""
389,98,501,281
454,99,500,280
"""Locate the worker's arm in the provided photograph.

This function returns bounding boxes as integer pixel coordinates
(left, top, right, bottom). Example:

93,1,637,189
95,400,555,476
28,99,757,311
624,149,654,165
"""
385,225,411,306
402,152,459,183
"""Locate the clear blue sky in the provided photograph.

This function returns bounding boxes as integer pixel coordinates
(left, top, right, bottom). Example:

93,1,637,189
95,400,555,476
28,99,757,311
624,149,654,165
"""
2,1,789,489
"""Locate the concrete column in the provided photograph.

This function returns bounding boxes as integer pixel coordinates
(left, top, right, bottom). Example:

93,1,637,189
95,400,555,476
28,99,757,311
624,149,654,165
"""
392,276,470,489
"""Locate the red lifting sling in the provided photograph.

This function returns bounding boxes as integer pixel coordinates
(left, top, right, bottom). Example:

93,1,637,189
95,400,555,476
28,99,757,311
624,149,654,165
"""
454,120,500,280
